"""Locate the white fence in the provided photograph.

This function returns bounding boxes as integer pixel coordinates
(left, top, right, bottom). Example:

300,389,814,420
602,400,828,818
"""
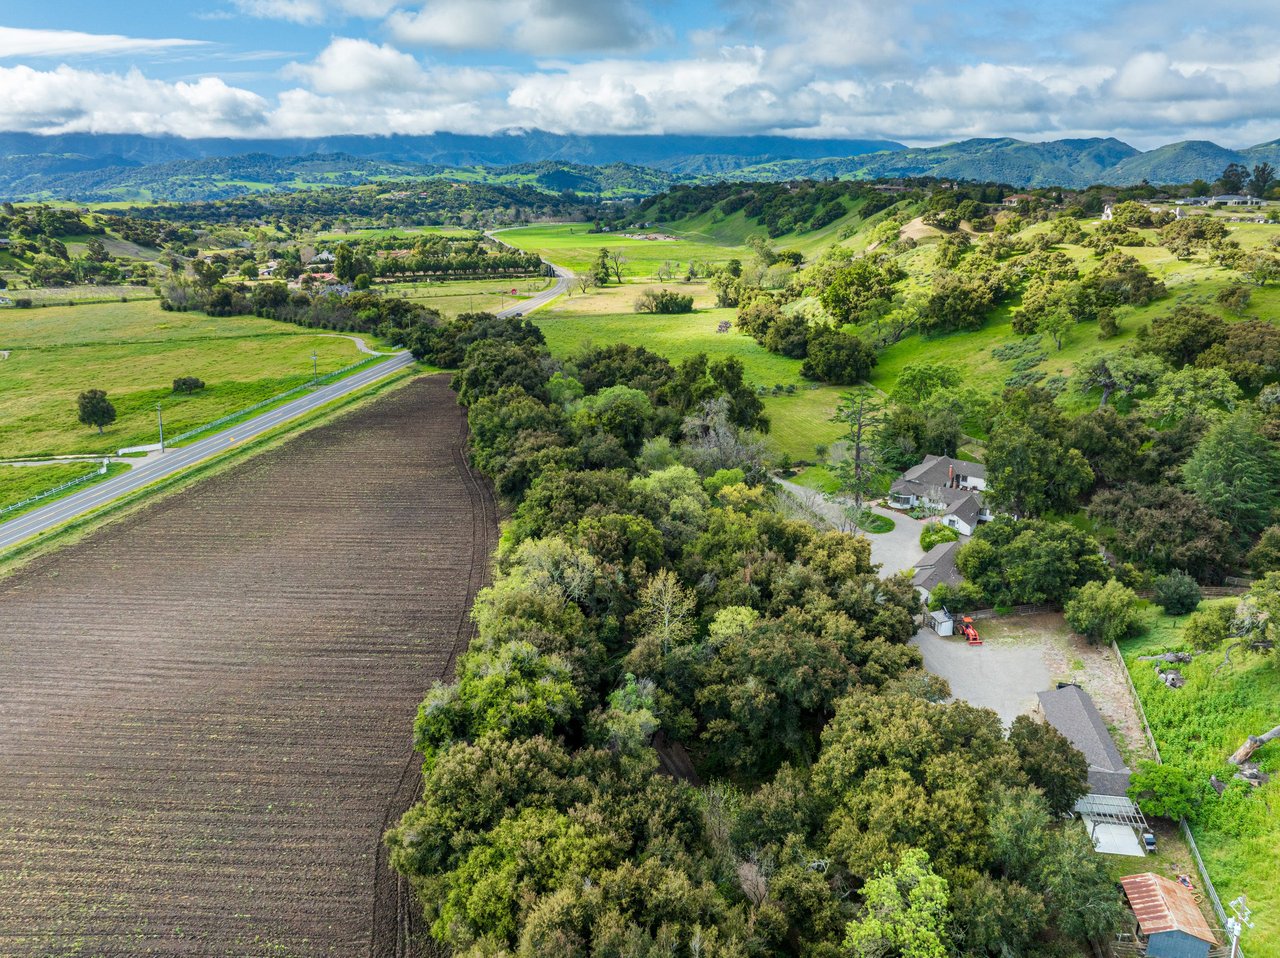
0,460,109,519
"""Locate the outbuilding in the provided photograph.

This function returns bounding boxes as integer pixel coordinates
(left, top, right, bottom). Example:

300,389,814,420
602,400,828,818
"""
1119,873,1218,958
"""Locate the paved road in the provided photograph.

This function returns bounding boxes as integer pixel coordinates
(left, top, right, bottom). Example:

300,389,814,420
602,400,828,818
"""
0,267,570,554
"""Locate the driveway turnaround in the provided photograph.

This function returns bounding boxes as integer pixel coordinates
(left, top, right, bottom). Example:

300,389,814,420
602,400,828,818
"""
774,478,926,576
910,626,1052,726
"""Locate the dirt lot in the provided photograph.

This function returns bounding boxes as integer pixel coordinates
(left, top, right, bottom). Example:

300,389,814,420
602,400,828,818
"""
0,375,496,956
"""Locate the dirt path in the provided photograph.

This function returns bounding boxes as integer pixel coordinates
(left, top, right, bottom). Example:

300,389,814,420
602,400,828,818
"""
0,375,496,956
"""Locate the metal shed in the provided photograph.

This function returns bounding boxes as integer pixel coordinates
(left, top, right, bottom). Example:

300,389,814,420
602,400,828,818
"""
1120,873,1218,958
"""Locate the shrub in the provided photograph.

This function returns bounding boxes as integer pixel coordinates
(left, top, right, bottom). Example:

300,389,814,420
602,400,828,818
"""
15,297,32,308
172,376,206,394
635,289,694,314
920,522,960,552
1128,760,1202,821
1152,572,1202,615
927,580,983,612
1064,578,1142,644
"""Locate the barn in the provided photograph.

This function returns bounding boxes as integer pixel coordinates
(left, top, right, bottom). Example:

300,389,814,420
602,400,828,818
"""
1119,873,1218,958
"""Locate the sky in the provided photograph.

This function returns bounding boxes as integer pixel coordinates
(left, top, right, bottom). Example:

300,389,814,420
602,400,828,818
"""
1,0,1279,148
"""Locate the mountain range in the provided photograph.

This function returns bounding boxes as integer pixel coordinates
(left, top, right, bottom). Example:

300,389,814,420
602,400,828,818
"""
1,130,1278,201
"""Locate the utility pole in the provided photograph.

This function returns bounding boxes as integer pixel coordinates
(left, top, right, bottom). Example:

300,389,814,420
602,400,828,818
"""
156,403,165,452
311,350,318,387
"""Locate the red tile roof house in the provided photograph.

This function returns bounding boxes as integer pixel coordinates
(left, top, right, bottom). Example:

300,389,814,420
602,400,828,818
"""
1118,873,1218,958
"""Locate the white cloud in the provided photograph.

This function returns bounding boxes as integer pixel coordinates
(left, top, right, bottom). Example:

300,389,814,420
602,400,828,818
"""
0,65,269,137
0,27,206,59
387,0,655,55
231,0,398,25
285,39,428,94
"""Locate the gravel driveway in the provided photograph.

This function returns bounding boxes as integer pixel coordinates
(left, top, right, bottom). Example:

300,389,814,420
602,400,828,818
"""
910,626,1051,726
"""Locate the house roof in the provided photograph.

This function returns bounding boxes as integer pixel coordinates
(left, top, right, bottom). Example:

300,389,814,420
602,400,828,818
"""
946,494,982,529
1120,874,1217,945
892,455,985,492
1037,684,1131,796
913,540,963,593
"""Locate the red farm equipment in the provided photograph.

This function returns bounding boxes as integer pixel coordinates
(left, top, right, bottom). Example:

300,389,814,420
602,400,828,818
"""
960,615,982,645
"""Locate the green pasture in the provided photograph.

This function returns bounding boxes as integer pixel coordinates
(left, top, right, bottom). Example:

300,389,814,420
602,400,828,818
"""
387,276,555,318
0,299,368,458
536,285,844,458
498,224,746,277
1120,608,1280,957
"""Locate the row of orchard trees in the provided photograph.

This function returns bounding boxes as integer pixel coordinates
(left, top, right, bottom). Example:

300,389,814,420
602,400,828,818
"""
385,315,1128,957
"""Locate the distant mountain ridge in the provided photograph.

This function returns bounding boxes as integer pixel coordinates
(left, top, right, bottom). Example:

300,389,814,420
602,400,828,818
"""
2,130,1279,200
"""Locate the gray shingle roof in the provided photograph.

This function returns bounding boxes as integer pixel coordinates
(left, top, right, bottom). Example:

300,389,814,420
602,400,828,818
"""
1037,685,1131,797
912,540,963,593
891,457,987,510
946,494,981,529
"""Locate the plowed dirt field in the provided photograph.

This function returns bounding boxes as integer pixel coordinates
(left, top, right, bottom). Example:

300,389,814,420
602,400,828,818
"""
0,375,496,956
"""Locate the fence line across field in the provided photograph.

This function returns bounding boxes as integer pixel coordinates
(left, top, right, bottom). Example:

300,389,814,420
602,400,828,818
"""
165,355,384,446
1112,640,1241,953
0,460,109,519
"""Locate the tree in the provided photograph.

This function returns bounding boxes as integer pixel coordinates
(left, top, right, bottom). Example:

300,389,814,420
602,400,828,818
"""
1073,351,1165,407
1183,410,1280,537
1087,483,1235,582
593,248,610,286
1064,579,1142,645
892,361,963,407
1185,603,1234,651
1248,525,1280,573
984,390,1093,517
1144,366,1241,425
1144,305,1227,368
1248,161,1276,198
1217,162,1250,195
607,250,626,285
1128,760,1202,820
844,849,950,958
831,389,885,517
801,328,877,384
1008,715,1089,815
1153,572,1202,615
1038,306,1073,351
575,272,595,294
957,517,1108,606
172,376,205,394
76,389,116,434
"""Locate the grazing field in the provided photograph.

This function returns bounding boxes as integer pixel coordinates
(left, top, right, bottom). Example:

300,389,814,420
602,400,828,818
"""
1120,610,1280,957
389,275,556,318
0,299,371,458
535,283,844,458
498,223,746,276
0,375,497,956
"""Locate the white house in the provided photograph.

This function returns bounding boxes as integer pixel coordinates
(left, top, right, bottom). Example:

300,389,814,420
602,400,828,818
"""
889,455,992,536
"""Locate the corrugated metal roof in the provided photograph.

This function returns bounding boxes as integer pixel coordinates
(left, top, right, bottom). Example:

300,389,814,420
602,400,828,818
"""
1121,874,1217,945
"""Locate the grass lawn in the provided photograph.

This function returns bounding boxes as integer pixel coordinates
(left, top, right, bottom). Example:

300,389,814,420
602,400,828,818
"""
1119,607,1280,957
0,299,369,458
497,223,746,277
790,465,841,493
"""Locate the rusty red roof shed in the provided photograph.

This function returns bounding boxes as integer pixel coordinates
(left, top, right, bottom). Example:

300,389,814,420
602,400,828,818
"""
1121,874,1217,945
